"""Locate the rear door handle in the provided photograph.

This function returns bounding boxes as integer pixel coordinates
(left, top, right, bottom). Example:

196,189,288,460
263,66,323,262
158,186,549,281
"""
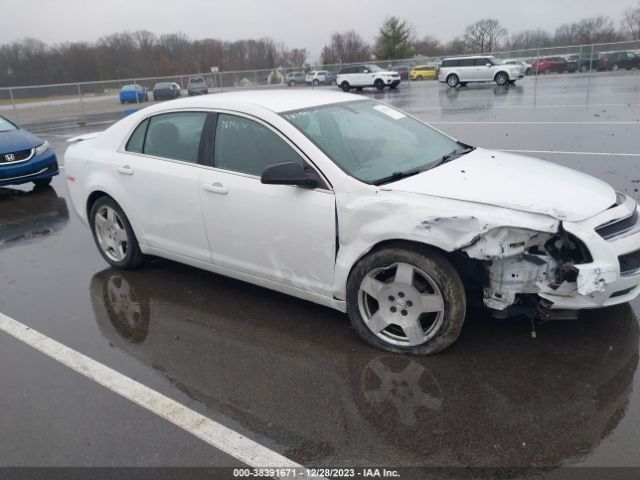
203,182,228,195
117,165,134,175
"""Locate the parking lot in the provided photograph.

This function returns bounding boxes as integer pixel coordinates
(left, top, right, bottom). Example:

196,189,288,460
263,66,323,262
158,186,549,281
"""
1,72,640,476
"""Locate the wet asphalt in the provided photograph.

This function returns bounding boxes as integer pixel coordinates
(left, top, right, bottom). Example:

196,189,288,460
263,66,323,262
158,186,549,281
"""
1,72,640,474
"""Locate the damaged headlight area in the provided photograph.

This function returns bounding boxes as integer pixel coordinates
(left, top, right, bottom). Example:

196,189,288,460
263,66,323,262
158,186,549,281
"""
461,226,592,310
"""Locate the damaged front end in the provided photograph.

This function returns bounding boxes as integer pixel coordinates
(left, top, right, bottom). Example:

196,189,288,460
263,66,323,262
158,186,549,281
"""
461,225,593,312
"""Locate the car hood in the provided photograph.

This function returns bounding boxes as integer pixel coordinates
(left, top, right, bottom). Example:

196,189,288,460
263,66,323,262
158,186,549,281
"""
385,148,616,222
0,129,42,154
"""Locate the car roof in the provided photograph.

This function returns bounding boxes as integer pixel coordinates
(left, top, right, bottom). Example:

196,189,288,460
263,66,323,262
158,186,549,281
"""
443,55,495,60
135,89,367,114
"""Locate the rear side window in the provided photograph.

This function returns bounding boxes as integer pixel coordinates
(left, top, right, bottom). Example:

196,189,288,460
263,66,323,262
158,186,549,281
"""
126,119,149,153
134,112,207,163
460,58,475,67
442,59,460,67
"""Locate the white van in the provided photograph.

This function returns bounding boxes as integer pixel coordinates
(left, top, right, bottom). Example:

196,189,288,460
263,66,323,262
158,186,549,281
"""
439,56,523,87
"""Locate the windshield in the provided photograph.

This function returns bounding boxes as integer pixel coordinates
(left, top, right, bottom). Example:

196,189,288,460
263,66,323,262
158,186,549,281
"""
490,58,504,65
282,100,462,184
154,82,171,88
0,116,17,132
189,77,204,84
365,64,383,72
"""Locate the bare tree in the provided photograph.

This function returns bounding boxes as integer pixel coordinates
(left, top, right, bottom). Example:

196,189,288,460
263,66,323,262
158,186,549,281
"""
320,30,370,65
506,29,553,50
463,18,507,53
554,16,621,45
288,48,308,68
621,2,640,40
411,35,444,56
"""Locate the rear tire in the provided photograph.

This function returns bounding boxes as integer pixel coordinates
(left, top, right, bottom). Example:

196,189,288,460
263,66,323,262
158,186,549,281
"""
313,79,319,86
340,81,351,92
90,196,145,270
347,245,466,355
446,74,459,87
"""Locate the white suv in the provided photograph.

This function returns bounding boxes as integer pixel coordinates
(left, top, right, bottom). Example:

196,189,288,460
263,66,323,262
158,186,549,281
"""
439,56,523,87
337,64,401,92
305,70,330,86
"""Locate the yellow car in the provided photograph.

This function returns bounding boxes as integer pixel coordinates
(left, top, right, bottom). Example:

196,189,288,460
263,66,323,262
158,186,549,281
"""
409,65,438,80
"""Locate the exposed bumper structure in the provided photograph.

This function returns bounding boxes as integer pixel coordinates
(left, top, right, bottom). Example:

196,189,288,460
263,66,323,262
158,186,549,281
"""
470,194,640,311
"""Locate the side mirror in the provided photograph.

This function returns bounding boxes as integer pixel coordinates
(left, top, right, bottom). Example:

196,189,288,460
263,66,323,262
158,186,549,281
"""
261,161,318,188
363,69,369,73
485,63,492,68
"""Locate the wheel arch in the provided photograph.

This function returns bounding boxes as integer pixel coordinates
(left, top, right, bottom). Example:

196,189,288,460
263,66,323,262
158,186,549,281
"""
494,69,511,81
86,190,147,247
341,238,483,302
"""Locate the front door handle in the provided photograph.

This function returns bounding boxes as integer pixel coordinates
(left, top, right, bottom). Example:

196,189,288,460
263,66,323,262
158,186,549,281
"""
203,182,228,195
117,165,134,175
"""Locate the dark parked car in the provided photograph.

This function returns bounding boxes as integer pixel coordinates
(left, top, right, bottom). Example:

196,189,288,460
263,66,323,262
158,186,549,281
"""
152,82,181,101
390,65,410,81
119,84,148,104
532,57,568,74
566,54,601,73
325,71,338,85
0,116,59,188
598,51,640,71
187,76,209,96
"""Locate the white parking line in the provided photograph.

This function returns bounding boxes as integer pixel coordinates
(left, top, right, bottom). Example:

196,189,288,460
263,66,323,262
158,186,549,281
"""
500,149,640,157
0,312,308,477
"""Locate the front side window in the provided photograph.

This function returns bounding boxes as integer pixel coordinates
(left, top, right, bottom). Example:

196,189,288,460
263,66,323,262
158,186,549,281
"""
282,100,462,185
214,114,302,176
139,112,207,163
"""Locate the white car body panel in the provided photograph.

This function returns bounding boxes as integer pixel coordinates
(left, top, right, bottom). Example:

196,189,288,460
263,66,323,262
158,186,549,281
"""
64,90,640,317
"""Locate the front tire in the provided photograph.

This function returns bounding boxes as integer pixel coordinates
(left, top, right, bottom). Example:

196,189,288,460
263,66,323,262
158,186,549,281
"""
446,74,459,88
90,196,145,270
347,245,466,355
375,79,385,91
495,72,509,86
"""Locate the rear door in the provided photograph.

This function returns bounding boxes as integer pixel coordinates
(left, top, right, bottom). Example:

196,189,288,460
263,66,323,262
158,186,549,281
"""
114,111,211,261
473,58,491,81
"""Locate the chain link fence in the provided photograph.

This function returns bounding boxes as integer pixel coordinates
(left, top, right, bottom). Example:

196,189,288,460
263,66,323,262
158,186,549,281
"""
0,40,638,126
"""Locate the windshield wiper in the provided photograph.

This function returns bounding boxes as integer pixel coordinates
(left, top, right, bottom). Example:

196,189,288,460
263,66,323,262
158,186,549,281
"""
430,145,475,169
373,166,428,186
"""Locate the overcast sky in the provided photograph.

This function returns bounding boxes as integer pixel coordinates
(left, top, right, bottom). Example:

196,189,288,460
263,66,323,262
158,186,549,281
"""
1,0,634,58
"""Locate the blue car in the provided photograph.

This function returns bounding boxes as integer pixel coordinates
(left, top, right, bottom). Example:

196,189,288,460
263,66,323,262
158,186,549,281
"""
0,116,58,188
119,84,148,104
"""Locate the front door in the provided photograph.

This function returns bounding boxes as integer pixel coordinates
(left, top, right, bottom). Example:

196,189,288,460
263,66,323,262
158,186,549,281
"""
198,113,336,296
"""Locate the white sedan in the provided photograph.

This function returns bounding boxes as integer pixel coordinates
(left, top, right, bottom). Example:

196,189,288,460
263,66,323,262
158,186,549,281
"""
65,90,640,354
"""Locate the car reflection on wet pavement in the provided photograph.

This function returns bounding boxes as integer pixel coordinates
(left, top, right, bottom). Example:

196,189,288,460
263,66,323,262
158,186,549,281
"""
0,186,68,248
91,264,638,467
